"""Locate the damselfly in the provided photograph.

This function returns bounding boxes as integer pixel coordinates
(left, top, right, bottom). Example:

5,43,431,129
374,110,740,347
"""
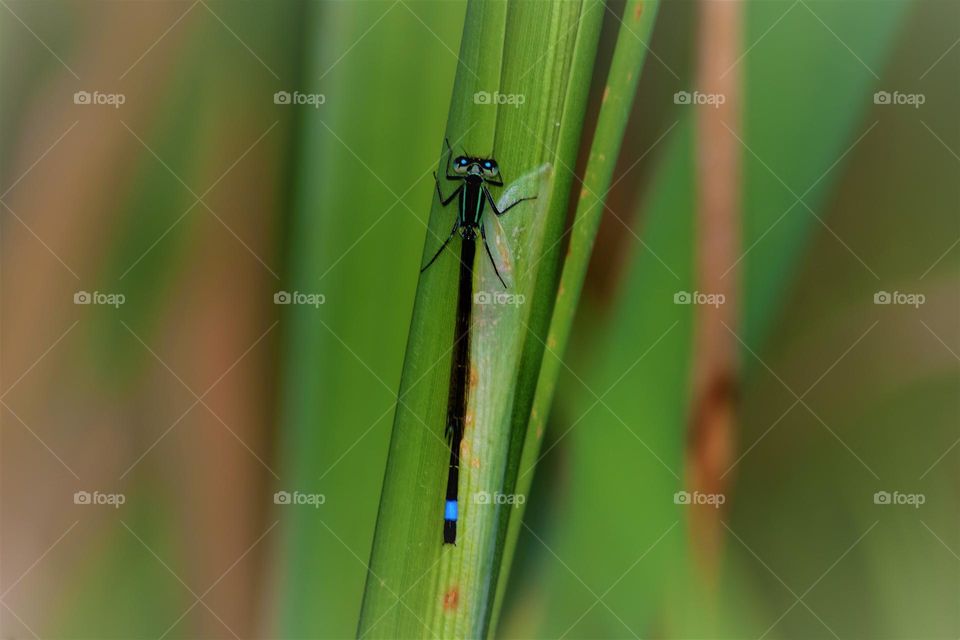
421,139,536,545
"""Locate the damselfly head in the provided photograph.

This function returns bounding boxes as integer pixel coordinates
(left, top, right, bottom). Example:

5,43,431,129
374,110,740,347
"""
452,155,499,179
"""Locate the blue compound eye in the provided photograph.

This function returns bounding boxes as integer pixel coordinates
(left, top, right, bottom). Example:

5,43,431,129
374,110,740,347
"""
458,158,468,166
483,162,491,168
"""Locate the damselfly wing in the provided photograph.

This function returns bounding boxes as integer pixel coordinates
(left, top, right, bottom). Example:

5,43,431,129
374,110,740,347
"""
481,209,514,289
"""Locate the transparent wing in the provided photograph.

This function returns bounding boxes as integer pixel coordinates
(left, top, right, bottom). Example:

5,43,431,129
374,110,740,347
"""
481,211,514,289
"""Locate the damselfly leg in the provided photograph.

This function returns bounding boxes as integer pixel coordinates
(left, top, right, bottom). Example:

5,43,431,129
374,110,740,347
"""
421,215,461,275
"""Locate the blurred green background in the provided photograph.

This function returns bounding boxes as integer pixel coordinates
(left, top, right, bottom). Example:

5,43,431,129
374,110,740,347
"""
1,0,956,638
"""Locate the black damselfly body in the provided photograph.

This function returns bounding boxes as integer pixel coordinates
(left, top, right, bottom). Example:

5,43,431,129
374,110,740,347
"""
421,139,535,545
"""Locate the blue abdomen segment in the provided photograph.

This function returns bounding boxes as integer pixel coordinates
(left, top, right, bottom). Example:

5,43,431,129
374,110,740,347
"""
444,499,458,521
443,500,458,544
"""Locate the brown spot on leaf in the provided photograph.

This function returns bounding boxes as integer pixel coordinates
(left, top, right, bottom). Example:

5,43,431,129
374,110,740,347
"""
443,587,459,611
602,86,610,103
634,2,644,21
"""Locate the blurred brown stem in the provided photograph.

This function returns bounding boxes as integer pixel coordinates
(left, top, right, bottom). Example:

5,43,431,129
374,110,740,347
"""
687,0,742,584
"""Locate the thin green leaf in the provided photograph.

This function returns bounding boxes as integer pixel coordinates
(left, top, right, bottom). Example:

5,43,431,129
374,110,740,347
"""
493,1,663,625
358,1,604,637
273,2,465,638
